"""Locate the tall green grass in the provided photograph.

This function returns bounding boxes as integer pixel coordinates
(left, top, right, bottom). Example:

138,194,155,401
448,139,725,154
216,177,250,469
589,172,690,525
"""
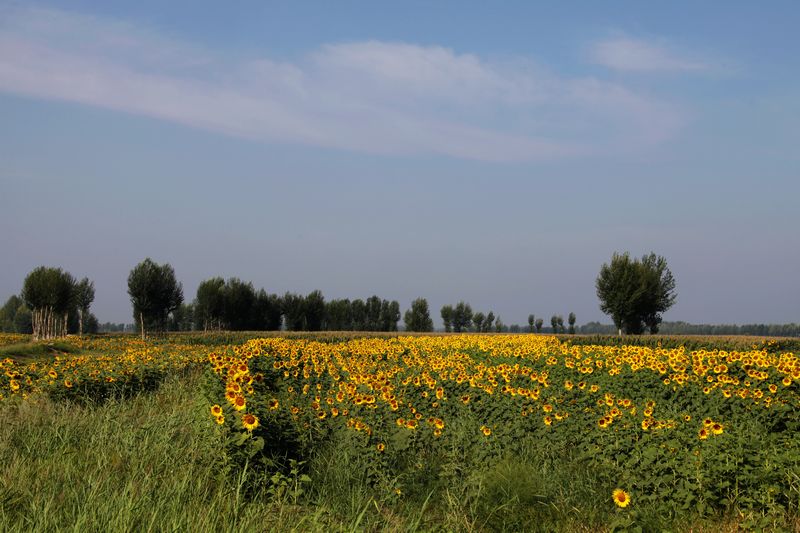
1,372,791,532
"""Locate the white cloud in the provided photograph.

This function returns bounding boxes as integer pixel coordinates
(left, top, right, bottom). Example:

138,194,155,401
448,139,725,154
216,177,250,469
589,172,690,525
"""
0,7,686,162
590,37,708,72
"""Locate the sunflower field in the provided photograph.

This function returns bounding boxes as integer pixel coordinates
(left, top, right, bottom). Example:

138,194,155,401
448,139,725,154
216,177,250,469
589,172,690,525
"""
207,334,800,529
1,332,799,530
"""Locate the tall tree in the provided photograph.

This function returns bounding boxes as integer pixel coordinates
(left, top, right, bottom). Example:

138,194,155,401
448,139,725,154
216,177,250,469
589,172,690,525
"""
304,290,326,331
365,296,383,331
351,299,367,331
568,312,576,334
484,311,495,333
326,298,353,330
254,290,283,331
528,314,535,333
472,312,485,333
380,300,401,331
440,305,454,333
550,315,559,333
404,297,433,332
639,253,677,334
127,258,183,339
194,277,226,331
535,318,543,333
0,295,22,332
169,303,194,331
452,302,473,333
74,277,95,336
282,292,306,331
22,266,76,340
221,278,257,330
494,315,504,333
596,251,677,335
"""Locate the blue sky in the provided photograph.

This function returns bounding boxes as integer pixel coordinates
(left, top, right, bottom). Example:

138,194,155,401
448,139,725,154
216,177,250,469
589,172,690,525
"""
1,1,798,325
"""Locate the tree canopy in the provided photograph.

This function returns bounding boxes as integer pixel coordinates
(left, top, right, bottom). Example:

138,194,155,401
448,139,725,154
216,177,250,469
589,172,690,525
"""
596,252,677,335
127,258,183,339
404,297,434,332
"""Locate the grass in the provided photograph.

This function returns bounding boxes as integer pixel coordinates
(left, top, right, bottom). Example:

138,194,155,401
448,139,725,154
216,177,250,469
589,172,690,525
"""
0,372,278,532
0,369,616,532
0,340,82,363
2,345,798,531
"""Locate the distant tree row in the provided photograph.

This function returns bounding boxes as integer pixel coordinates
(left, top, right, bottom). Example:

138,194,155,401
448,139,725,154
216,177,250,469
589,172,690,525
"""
439,303,576,334
128,259,420,336
4,255,797,339
192,277,407,333
579,321,800,337
0,267,97,339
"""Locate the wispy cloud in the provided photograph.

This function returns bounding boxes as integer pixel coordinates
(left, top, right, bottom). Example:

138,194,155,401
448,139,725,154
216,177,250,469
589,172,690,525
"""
0,7,685,162
590,36,708,73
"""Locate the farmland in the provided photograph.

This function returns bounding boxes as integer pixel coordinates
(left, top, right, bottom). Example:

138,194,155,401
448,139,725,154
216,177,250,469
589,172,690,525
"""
1,332,799,531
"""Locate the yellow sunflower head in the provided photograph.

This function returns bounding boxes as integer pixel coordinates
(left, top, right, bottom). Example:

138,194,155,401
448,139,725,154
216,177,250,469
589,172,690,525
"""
612,488,630,508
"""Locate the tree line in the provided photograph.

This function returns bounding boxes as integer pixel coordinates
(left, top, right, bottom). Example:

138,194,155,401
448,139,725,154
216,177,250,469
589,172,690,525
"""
3,253,797,339
126,259,420,338
579,321,800,337
0,266,97,340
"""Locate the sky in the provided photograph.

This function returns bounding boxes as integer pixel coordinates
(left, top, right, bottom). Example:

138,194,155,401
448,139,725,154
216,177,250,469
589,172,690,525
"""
1,1,798,326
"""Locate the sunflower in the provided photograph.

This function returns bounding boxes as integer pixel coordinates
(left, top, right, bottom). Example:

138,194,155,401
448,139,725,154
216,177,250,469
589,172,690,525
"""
480,425,492,436
268,398,279,410
215,415,225,425
210,404,223,417
376,443,385,453
543,416,552,426
242,413,259,431
711,422,724,435
232,395,246,411
612,488,630,508
698,427,709,440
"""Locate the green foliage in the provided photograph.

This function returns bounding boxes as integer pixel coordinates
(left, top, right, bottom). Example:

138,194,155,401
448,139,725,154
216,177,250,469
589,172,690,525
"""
324,298,352,330
0,296,23,333
452,302,473,333
596,252,677,335
194,277,226,330
281,292,305,331
440,305,453,333
304,290,326,332
73,277,95,336
404,298,434,332
483,312,494,333
473,312,486,333
379,300,400,332
21,266,79,339
127,258,183,338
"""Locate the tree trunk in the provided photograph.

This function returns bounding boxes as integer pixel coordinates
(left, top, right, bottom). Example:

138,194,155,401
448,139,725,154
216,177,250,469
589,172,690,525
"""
78,309,84,337
140,312,145,340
